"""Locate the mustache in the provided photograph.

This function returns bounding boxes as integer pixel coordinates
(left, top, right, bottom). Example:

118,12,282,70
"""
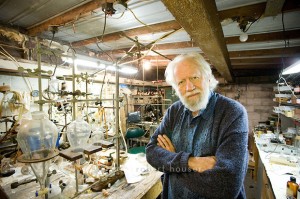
184,90,201,97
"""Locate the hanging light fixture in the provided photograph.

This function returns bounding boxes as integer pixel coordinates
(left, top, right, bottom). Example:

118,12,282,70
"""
113,0,127,13
235,15,261,43
238,17,250,42
239,32,248,42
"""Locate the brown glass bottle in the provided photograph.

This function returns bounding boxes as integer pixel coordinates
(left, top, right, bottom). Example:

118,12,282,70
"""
287,176,299,198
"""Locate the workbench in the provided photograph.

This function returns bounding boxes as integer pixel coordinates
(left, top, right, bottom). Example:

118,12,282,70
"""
253,133,300,199
0,153,163,199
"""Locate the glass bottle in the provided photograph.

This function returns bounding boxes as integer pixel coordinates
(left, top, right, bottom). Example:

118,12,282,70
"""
287,176,299,198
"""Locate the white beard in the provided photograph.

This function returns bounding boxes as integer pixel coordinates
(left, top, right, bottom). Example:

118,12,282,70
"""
177,86,210,112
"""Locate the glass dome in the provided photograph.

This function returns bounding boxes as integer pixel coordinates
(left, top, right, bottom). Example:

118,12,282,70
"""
66,116,91,152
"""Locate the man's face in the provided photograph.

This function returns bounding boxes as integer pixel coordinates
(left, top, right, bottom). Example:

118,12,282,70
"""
174,59,210,112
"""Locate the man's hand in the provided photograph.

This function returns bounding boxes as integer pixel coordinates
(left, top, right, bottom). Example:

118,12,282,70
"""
157,134,175,152
188,156,216,173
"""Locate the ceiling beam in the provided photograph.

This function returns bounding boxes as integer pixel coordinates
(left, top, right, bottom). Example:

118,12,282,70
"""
161,0,232,82
218,2,266,21
27,0,114,36
99,41,196,55
72,20,181,47
219,0,299,21
71,1,299,48
233,69,280,77
229,47,300,58
97,29,300,56
225,29,300,44
264,0,286,17
71,3,272,48
234,76,278,84
231,64,282,69
230,57,297,66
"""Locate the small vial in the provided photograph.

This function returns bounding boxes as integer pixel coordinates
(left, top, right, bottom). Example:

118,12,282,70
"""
287,176,298,198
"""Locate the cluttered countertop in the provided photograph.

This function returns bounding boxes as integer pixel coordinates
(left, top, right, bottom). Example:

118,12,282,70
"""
0,149,162,199
254,127,300,198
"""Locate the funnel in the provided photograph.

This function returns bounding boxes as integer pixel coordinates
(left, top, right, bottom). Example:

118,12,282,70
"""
17,111,58,197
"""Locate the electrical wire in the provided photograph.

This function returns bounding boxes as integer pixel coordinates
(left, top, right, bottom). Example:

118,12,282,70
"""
50,51,58,76
96,42,114,62
117,28,183,66
244,14,263,33
100,11,108,42
99,67,107,100
127,7,153,31
49,31,55,47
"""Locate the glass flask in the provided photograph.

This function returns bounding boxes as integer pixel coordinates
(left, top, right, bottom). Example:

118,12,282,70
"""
66,116,91,152
16,111,58,197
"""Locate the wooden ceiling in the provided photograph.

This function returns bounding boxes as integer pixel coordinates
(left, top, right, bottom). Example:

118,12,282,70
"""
0,0,300,83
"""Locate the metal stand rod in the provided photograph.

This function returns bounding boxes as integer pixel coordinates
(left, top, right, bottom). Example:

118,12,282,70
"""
72,51,76,121
74,160,79,193
37,39,43,111
115,63,120,170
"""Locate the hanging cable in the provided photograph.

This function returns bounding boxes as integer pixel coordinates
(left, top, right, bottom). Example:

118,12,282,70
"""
100,11,108,42
127,7,153,31
244,14,263,33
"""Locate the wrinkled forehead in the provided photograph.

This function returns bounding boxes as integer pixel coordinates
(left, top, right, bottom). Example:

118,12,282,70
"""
174,58,202,76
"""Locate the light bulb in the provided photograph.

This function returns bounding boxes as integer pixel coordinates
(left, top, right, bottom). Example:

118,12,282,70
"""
143,60,151,70
239,32,248,42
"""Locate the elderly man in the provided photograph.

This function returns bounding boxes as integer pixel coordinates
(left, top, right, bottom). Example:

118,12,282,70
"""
146,53,248,199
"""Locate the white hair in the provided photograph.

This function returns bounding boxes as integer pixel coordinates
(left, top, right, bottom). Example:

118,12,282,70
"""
165,53,218,90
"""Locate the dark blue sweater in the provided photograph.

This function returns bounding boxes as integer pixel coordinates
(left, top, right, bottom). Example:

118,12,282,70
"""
146,92,248,199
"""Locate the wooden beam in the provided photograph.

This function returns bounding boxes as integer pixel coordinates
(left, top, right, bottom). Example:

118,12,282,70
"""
97,29,300,56
71,1,299,49
72,3,267,48
100,41,196,55
161,0,232,82
231,57,297,66
71,20,181,47
219,0,299,21
231,58,280,64
27,0,113,36
219,2,266,21
225,29,300,44
233,69,280,77
231,64,282,69
229,47,300,58
234,76,278,83
264,0,285,17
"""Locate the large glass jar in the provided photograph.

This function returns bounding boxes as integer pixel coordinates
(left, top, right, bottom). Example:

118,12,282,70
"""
16,111,58,194
66,116,91,152
17,111,58,158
